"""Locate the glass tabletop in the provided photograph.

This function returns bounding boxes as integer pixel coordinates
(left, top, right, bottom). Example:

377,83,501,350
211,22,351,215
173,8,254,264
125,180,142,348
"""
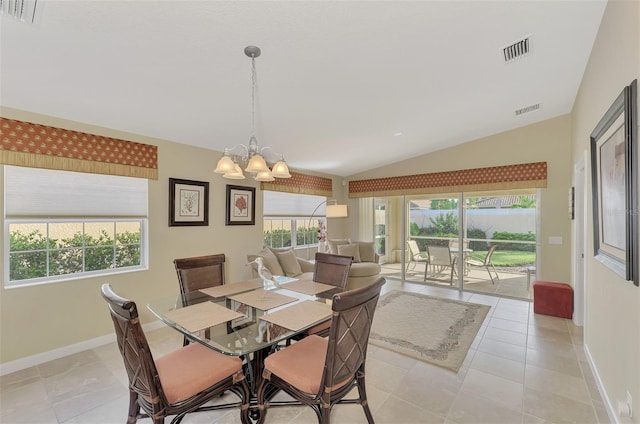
147,279,334,356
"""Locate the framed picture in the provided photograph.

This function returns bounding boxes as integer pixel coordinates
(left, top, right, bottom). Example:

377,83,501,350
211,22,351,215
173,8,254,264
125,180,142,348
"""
169,178,209,227
590,79,637,286
226,185,255,226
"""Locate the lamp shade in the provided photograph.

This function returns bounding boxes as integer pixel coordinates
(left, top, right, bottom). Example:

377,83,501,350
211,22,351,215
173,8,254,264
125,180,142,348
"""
214,155,236,174
254,170,275,182
224,163,245,179
326,204,348,218
245,154,269,173
271,160,291,178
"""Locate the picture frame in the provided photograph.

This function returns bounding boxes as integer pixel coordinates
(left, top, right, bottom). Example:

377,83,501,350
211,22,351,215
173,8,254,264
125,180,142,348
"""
590,79,637,286
226,185,256,226
169,178,209,227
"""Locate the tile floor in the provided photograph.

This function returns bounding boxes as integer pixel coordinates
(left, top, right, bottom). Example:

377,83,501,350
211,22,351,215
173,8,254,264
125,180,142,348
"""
1,279,611,424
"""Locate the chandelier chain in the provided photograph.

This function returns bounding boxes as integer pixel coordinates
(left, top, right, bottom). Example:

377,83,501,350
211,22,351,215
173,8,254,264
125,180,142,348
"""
251,56,256,138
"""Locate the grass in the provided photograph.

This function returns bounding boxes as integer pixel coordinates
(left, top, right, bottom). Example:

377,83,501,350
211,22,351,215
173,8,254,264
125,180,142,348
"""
468,250,535,267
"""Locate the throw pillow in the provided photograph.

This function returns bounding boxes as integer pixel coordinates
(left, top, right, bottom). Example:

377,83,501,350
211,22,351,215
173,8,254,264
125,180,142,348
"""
276,249,303,277
327,238,351,254
338,243,361,262
257,247,284,276
353,241,376,263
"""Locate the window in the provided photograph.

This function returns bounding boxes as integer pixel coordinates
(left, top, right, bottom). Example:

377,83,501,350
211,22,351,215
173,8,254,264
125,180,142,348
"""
263,191,327,248
4,166,148,287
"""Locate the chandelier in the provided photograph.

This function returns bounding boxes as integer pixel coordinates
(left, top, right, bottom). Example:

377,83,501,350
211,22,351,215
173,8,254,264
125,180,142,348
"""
214,46,291,181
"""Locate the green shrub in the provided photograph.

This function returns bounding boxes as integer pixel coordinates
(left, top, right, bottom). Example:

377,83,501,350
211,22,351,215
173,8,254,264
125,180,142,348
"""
467,228,488,251
491,231,536,252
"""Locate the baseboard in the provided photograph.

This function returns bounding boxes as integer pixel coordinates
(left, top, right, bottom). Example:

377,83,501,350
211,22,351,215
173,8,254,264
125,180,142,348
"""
584,342,618,424
0,320,165,376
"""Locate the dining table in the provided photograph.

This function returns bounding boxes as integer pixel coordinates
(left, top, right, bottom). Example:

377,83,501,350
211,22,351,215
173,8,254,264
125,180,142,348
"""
147,277,339,415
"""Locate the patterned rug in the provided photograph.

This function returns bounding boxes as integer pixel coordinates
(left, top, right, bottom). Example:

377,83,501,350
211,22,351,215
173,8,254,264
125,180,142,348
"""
369,291,490,372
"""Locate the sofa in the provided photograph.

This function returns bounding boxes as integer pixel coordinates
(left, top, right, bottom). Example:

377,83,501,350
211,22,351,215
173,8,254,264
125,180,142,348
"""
247,240,381,290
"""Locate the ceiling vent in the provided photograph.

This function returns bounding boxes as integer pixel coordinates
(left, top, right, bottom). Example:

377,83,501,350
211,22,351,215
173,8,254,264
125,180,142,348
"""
0,0,37,23
515,103,541,116
503,36,530,63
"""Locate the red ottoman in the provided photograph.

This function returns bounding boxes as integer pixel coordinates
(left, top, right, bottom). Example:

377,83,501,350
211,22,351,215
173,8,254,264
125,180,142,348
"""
533,281,573,319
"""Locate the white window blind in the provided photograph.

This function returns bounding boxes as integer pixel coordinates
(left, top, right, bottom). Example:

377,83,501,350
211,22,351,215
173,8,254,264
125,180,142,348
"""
263,191,326,217
5,165,148,218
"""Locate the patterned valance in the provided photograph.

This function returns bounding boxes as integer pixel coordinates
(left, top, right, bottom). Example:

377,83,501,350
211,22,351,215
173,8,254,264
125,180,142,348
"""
261,171,333,197
349,162,547,198
0,118,158,179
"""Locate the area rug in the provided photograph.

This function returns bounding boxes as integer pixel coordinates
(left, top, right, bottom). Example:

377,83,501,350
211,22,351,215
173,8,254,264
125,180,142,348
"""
369,290,490,372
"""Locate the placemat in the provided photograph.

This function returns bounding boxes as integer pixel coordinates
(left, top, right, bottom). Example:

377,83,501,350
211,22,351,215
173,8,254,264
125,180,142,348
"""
228,289,297,311
199,280,263,298
259,300,332,331
280,280,336,295
163,301,244,333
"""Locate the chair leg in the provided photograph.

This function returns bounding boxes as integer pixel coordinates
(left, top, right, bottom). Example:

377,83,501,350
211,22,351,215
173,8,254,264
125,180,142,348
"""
485,264,499,284
127,389,140,424
356,373,375,423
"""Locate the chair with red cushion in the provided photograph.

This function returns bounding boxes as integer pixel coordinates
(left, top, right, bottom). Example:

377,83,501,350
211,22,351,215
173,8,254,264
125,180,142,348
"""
256,277,386,424
101,283,250,424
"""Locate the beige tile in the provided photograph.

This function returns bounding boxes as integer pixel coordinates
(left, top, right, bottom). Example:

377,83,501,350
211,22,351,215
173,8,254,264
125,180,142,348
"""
592,398,612,424
393,360,462,416
526,336,576,359
375,394,446,423
365,357,409,393
44,361,125,422
488,316,528,334
523,387,598,424
528,313,571,332
470,350,525,383
524,364,591,405
477,337,527,363
0,366,40,389
460,368,523,411
492,308,529,324
37,350,101,378
484,326,528,347
448,389,523,424
0,380,54,423
527,325,574,344
525,347,583,378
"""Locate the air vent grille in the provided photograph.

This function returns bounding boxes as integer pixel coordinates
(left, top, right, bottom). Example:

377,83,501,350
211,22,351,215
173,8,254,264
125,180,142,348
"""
503,37,530,63
515,103,540,116
0,0,37,23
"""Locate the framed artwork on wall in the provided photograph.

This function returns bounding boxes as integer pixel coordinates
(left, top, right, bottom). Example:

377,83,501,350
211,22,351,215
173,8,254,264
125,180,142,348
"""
226,185,255,226
169,178,209,227
590,79,637,286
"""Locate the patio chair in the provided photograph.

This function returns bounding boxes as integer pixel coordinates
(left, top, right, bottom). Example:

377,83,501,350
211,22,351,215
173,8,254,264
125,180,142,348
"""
100,284,251,424
174,253,226,345
465,245,500,284
405,240,429,272
425,245,456,285
256,277,386,424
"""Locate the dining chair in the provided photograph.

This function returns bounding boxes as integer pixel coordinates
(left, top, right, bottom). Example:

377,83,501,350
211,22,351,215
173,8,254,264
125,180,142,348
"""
174,253,225,345
313,252,353,289
174,253,226,294
256,277,386,424
425,245,456,285
465,245,500,284
405,240,429,271
295,252,354,340
100,284,251,424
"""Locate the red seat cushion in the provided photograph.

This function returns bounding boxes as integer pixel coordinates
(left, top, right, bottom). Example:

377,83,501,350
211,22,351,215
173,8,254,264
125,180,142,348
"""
155,342,242,404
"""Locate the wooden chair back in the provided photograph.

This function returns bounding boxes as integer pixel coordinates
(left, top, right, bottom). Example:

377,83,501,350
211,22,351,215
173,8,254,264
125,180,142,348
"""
100,284,167,416
313,252,353,289
321,277,386,399
174,254,226,295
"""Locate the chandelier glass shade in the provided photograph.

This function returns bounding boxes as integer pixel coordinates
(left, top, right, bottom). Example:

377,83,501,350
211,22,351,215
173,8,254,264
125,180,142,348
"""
214,46,291,180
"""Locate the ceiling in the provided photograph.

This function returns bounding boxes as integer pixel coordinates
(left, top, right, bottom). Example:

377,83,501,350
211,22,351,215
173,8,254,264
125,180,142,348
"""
0,1,607,177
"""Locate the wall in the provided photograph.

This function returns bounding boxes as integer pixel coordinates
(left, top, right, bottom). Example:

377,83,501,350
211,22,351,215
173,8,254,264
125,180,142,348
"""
0,107,343,365
347,114,573,283
570,0,640,422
